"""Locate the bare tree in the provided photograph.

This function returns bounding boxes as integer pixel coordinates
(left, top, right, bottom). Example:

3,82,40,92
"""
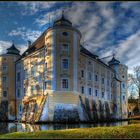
128,66,140,99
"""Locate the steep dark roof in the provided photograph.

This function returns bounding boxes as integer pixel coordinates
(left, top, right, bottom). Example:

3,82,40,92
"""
7,43,20,55
80,45,115,71
80,45,98,59
53,14,72,27
108,55,120,66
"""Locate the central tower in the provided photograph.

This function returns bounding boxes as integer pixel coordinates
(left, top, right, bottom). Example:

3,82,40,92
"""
44,13,81,92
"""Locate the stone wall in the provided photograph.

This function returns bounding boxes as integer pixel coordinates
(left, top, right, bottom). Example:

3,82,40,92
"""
21,92,117,123
0,100,8,121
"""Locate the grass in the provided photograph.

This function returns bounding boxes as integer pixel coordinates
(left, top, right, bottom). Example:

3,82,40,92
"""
0,123,140,139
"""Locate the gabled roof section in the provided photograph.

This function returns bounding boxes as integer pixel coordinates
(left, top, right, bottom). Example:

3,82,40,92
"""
53,12,72,27
7,42,20,55
80,45,98,59
108,54,120,66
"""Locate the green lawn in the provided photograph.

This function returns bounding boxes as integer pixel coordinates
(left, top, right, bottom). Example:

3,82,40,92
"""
0,123,140,139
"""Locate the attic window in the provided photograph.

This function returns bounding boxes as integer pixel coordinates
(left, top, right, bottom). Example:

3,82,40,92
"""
62,32,68,36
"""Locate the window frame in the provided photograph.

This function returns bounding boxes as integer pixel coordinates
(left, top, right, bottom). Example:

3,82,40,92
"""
61,43,69,53
61,58,69,70
61,78,69,91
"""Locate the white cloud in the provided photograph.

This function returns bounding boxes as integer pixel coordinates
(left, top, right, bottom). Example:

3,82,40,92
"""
18,2,58,16
9,27,41,43
0,41,11,55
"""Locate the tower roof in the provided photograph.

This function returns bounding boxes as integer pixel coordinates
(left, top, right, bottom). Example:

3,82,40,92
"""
108,54,120,66
7,42,20,55
53,11,72,27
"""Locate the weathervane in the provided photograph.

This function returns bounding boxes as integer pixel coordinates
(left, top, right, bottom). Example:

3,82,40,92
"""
62,10,64,18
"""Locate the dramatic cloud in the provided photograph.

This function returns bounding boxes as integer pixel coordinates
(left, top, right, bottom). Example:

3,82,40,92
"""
0,1,140,75
8,27,42,43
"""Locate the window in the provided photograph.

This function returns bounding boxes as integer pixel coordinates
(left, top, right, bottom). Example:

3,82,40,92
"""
102,78,104,84
122,83,125,89
19,105,22,112
102,92,104,98
89,88,92,95
61,58,69,70
81,70,84,78
3,91,7,97
111,94,113,100
123,95,125,101
61,43,69,52
81,86,84,94
3,76,7,83
95,90,98,97
31,85,36,95
24,69,28,79
95,75,98,81
17,72,20,82
31,66,36,77
3,66,7,71
62,79,69,89
62,32,68,36
44,81,47,90
88,72,92,80
17,89,20,98
107,80,109,86
44,63,47,72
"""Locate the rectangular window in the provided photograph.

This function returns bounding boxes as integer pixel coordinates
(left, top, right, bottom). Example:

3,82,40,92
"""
111,94,113,100
31,66,36,77
95,90,98,97
123,95,125,100
3,76,7,83
81,86,84,94
17,72,20,82
24,69,28,79
107,80,109,86
122,83,125,89
95,75,98,81
61,43,69,52
3,66,6,71
89,88,92,95
31,85,36,95
88,72,92,81
62,79,69,89
3,91,7,97
17,89,20,98
44,81,47,90
102,78,104,84
61,58,69,70
102,92,104,98
81,70,84,78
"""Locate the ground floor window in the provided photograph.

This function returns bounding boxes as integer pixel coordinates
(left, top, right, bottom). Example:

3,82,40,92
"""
3,91,7,97
81,86,84,94
89,88,92,95
61,78,69,90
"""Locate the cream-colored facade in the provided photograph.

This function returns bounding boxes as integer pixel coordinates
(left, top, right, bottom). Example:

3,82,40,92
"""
1,15,128,122
0,44,20,121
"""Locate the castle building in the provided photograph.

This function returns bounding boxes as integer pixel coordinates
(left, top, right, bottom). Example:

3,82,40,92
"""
0,14,128,122
0,43,20,120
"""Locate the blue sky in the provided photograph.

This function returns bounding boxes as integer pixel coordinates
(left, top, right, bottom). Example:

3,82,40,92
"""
0,2,140,74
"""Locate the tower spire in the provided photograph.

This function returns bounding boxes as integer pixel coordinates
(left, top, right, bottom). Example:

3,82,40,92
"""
62,10,64,18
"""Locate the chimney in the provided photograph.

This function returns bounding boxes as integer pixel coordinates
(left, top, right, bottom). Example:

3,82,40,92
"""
28,40,32,48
